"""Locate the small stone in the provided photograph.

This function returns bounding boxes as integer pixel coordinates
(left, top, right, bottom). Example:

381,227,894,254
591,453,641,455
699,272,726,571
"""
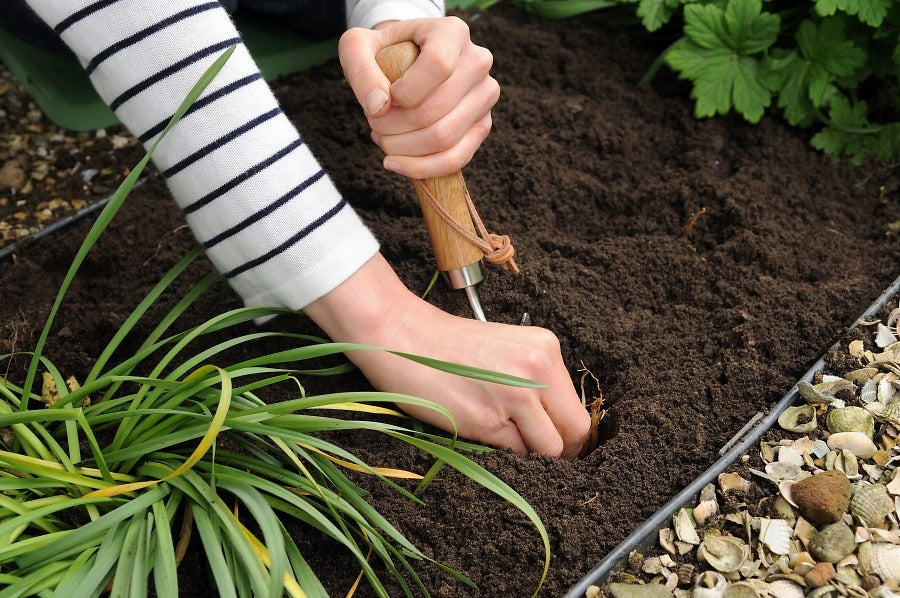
790,471,852,525
860,574,881,590
804,562,835,588
609,583,673,598
0,159,26,190
809,522,856,563
586,586,601,598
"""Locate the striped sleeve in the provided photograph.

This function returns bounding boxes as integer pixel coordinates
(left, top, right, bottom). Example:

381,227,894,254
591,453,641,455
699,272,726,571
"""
345,0,444,29
25,0,380,311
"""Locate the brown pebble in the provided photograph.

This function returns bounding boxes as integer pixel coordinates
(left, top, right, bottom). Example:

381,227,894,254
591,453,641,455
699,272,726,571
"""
804,562,835,588
0,159,25,190
861,574,881,591
790,470,851,525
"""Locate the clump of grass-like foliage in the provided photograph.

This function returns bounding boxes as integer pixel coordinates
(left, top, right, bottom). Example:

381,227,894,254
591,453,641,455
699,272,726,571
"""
0,47,549,597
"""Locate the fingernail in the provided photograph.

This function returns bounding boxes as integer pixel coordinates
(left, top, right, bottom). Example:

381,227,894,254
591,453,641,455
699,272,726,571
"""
370,130,380,144
383,158,400,172
365,90,388,116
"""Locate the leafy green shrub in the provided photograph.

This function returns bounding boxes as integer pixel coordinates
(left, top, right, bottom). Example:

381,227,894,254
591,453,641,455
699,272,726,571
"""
0,47,550,597
456,0,900,165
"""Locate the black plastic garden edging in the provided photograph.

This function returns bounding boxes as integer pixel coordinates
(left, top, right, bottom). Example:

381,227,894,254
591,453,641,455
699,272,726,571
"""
0,180,146,263
565,272,900,598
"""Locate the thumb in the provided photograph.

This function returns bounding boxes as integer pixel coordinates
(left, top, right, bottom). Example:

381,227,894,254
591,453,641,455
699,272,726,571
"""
338,28,392,118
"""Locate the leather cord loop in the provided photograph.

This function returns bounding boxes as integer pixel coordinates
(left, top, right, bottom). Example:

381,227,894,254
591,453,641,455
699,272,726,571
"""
413,179,519,274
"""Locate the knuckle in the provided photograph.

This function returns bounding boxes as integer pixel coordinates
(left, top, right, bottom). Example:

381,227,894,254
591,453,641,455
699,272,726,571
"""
487,78,501,105
430,120,457,150
446,15,469,36
475,46,494,74
413,99,442,129
338,28,364,53
429,44,457,80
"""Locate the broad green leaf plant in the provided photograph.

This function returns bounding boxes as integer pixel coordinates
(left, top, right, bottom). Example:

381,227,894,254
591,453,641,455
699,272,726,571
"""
0,47,550,597
475,0,900,165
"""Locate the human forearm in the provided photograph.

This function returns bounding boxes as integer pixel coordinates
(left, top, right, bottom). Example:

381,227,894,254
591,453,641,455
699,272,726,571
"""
25,0,379,310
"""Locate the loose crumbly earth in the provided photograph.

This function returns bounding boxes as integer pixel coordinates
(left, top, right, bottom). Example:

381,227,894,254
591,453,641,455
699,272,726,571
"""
0,6,898,597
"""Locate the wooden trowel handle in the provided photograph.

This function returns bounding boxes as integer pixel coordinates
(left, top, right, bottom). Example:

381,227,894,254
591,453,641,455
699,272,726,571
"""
375,42,483,277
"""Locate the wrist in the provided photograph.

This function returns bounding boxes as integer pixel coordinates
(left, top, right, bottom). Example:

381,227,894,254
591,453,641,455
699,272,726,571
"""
303,252,421,347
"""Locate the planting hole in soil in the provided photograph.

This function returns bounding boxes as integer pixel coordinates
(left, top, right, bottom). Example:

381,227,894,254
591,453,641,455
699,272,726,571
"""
1,5,899,596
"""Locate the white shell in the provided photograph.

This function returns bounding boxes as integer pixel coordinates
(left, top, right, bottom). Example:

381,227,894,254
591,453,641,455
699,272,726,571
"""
886,474,900,496
765,462,803,481
699,535,750,572
862,543,900,580
811,439,830,458
694,499,719,525
876,323,898,348
693,571,727,598
673,508,700,545
765,579,804,598
718,472,751,494
861,379,878,404
827,432,877,458
759,518,793,555
879,375,897,403
777,446,805,466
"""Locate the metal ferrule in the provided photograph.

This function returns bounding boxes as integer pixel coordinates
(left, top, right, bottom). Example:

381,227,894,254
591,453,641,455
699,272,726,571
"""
445,262,483,289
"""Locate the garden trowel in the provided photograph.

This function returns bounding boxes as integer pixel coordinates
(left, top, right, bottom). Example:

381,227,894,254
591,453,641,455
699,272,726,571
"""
375,42,519,322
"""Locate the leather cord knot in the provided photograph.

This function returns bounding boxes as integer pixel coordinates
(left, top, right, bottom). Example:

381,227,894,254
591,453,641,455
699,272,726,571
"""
413,179,519,274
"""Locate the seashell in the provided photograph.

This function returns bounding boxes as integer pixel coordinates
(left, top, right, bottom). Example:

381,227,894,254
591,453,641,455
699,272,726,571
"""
849,340,866,358
850,483,894,527
876,323,898,348
659,528,677,555
827,432,877,458
777,446,804,466
673,508,700,545
888,306,900,329
879,375,897,403
811,439,830,458
765,462,803,481
880,401,900,427
665,571,678,592
846,367,879,384
862,462,884,481
698,535,750,572
765,579,804,598
860,543,900,581
886,474,900,496
824,450,861,479
738,560,762,578
718,472,751,494
862,379,878,404
722,583,759,598
693,571,727,598
759,518,793,555
827,406,875,437
779,481,798,507
694,499,719,525
797,382,832,405
794,517,817,548
778,405,818,433
868,528,900,544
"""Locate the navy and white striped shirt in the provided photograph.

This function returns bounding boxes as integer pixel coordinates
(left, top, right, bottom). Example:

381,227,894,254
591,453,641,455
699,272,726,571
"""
26,0,444,311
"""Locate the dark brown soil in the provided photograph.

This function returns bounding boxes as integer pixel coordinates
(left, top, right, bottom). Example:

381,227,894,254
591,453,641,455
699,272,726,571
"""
1,6,898,597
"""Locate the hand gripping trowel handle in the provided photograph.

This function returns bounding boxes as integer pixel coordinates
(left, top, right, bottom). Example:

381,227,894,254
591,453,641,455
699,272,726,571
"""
375,41,489,321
